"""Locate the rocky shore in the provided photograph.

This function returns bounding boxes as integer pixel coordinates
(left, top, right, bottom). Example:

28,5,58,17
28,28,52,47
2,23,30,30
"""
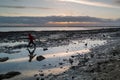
0,28,120,53
0,28,120,80
45,30,120,80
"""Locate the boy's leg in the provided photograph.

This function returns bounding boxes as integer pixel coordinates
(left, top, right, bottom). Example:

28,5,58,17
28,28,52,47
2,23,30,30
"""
32,42,36,48
27,41,36,49
27,41,31,48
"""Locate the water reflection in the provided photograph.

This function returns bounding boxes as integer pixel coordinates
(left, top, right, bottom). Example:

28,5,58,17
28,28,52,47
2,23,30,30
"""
0,26,119,32
27,47,36,62
43,49,90,58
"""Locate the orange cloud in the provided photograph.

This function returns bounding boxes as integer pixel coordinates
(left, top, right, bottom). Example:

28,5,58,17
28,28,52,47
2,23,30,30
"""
47,21,100,26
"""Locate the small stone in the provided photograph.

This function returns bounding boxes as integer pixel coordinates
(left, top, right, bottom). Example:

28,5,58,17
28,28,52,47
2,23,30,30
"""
59,62,63,65
0,57,9,62
43,48,48,51
36,55,45,61
39,74,44,76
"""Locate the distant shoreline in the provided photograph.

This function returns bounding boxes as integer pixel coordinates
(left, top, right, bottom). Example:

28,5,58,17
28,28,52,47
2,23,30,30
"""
0,25,120,27
0,26,120,32
0,27,120,33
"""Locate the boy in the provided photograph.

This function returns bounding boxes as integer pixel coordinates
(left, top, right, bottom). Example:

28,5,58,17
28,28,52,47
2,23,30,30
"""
27,34,36,48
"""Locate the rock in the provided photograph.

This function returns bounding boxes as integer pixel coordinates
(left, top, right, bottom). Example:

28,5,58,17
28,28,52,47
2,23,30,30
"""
85,43,87,46
0,57,9,62
71,55,75,58
69,58,74,65
72,76,75,79
0,71,21,80
43,48,48,51
36,55,45,61
39,73,44,76
103,34,105,37
59,62,64,65
34,74,38,77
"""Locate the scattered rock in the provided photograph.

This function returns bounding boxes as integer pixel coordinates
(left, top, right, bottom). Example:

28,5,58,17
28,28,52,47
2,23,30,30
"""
36,55,45,61
69,58,74,65
72,76,75,79
85,43,87,46
0,57,9,62
43,48,48,51
34,74,38,77
59,62,64,65
39,73,44,76
103,34,105,37
0,71,21,80
71,55,75,58
49,63,51,66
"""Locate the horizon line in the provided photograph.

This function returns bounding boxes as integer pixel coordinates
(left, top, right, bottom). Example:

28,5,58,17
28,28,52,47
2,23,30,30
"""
0,15,119,20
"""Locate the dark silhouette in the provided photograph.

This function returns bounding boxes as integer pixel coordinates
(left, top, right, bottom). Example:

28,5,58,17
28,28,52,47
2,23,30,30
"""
69,58,74,65
43,48,48,51
0,57,9,62
27,47,36,62
27,34,36,49
36,55,45,62
85,43,87,46
0,71,21,80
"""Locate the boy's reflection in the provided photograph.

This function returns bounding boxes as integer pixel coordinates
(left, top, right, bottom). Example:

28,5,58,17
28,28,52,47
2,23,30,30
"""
27,47,36,62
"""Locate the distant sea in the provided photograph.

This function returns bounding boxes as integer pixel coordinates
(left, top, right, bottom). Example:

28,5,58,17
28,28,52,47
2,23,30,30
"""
0,26,119,32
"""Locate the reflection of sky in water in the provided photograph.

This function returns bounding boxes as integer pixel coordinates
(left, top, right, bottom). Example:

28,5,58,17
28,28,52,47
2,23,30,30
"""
0,41,27,47
0,26,119,32
0,39,106,79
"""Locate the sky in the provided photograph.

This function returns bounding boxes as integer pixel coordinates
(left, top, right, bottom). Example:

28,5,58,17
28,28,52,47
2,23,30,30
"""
0,0,120,19
0,0,120,26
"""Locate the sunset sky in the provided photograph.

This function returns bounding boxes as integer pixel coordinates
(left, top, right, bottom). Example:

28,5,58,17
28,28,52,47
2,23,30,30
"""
0,0,120,19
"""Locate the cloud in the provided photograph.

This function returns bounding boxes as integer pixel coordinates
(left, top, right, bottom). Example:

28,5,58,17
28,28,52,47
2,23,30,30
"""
0,16,115,23
115,0,120,3
0,5,53,10
114,0,120,4
59,0,120,8
42,16,112,22
0,16,120,26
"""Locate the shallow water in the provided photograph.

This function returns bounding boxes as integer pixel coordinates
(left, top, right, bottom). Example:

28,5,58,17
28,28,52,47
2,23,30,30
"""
0,39,106,80
0,41,27,47
0,26,119,32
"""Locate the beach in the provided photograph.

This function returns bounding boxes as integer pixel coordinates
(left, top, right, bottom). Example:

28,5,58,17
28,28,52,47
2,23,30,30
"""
0,28,120,80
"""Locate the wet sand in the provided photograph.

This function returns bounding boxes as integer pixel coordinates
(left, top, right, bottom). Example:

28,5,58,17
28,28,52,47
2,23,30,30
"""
46,29,120,80
0,28,120,80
